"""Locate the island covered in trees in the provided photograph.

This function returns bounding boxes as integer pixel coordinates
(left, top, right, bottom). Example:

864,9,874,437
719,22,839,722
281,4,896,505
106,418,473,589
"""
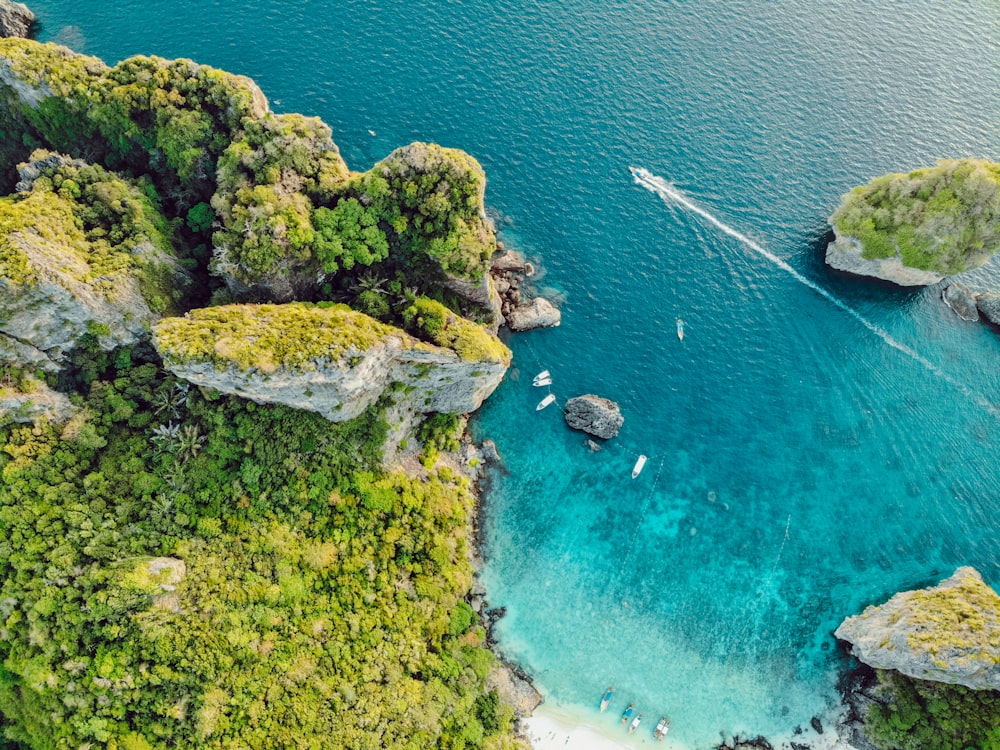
0,37,524,749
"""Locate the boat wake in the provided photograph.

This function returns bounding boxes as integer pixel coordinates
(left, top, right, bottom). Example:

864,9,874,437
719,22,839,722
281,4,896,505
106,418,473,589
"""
631,167,1000,418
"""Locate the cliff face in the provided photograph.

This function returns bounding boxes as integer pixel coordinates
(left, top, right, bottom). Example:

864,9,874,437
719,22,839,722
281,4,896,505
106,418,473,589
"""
826,231,946,286
0,1,34,39
153,303,510,422
835,567,1000,690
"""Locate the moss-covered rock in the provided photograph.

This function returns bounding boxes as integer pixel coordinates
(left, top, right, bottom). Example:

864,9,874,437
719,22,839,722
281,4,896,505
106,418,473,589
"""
0,150,190,368
827,159,1000,285
835,567,1000,690
154,302,508,421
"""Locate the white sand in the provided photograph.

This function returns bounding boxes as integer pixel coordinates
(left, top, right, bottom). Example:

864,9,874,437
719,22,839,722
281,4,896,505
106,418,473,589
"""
523,701,861,750
523,703,680,750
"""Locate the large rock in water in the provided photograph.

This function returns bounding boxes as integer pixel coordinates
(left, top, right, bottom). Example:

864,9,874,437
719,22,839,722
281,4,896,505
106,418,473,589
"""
505,297,561,331
154,303,510,422
0,1,34,38
563,394,623,439
835,567,1000,690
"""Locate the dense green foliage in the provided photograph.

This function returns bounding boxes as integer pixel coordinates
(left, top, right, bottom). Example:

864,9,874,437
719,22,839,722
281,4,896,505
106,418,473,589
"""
402,297,511,365
832,159,1000,275
863,671,1000,750
0,40,498,312
0,348,518,749
0,151,185,312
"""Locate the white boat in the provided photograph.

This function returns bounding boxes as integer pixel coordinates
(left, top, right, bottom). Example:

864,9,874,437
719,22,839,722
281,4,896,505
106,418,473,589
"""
536,393,556,411
628,165,652,182
532,369,551,384
628,714,643,735
599,687,614,712
632,455,647,478
653,717,670,741
676,318,685,341
533,377,552,387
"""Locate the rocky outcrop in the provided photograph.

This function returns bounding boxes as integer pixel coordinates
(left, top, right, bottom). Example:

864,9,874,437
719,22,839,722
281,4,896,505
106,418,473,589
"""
0,1,34,39
485,663,542,719
977,292,1000,326
941,283,980,322
505,297,561,332
825,232,945,286
0,380,74,424
563,394,623,439
835,567,1000,690
153,303,509,423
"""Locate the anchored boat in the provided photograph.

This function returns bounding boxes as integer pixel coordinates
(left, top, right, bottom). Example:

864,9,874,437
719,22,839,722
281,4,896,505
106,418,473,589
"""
629,713,643,735
532,369,551,384
653,717,670,741
677,318,685,340
533,376,552,387
632,455,647,478
599,686,614,712
619,703,635,726
536,393,556,411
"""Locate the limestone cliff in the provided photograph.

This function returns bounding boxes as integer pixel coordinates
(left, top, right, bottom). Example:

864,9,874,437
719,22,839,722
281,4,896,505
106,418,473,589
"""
826,231,946,286
835,567,1000,690
153,303,509,422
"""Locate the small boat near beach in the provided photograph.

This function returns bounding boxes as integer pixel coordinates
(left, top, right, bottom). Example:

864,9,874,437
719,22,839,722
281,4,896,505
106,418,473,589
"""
599,686,614,712
632,454,647,479
533,376,552,387
653,717,670,741
629,713,643,735
536,393,556,411
532,369,551,384
619,703,635,725
676,318,685,341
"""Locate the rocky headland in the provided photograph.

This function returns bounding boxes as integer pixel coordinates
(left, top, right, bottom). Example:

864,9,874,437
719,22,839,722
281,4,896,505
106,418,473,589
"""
835,567,1000,690
490,247,562,331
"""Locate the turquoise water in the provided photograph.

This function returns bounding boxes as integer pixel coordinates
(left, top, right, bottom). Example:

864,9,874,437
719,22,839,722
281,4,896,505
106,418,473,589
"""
28,1,1000,745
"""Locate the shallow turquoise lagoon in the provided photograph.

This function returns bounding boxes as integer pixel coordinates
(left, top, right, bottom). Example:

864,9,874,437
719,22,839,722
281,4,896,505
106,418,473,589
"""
27,1,1000,745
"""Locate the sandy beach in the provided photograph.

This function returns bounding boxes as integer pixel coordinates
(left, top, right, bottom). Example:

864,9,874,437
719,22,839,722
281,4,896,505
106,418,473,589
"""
522,701,860,750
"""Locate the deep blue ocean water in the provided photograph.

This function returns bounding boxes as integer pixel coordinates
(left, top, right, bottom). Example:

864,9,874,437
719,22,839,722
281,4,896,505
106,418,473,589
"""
27,1,1000,746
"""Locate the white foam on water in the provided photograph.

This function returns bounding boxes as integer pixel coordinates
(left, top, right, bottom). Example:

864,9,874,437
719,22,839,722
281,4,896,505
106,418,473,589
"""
632,168,1000,418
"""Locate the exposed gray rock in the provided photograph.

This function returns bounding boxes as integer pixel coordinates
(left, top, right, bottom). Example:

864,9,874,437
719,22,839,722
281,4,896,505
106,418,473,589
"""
443,270,503,334
154,307,509,424
835,567,1000,690
941,283,980,322
977,292,1000,326
485,663,542,718
491,250,525,273
505,297,561,331
479,439,502,464
564,394,623,439
0,1,34,38
0,380,74,424
825,232,945,286
15,150,88,193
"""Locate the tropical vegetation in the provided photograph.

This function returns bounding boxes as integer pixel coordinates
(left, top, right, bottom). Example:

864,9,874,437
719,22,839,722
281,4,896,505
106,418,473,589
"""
832,158,1000,275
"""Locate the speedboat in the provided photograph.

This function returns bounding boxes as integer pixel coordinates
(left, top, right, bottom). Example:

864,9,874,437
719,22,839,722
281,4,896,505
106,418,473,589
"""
632,455,647,479
654,717,670,741
619,703,635,726
628,713,643,735
532,369,550,384
677,318,685,341
599,686,614,712
533,376,552,387
628,165,652,182
536,393,556,411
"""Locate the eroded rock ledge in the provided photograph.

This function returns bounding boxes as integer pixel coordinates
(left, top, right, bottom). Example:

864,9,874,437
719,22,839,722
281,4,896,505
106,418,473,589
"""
0,1,34,39
835,567,1000,690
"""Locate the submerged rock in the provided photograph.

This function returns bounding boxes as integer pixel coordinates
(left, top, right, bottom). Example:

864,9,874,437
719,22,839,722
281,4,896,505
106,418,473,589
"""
505,297,561,331
563,394,623,439
835,567,1000,690
0,1,34,39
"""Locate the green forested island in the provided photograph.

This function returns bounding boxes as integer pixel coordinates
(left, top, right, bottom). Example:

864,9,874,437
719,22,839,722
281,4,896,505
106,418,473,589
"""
0,37,523,749
828,158,1000,281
